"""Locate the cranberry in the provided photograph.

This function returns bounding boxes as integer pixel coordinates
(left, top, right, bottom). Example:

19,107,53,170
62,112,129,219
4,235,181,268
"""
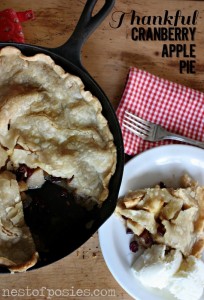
15,164,34,181
49,176,62,183
139,230,153,247
126,228,133,234
129,240,139,253
157,223,166,236
61,190,68,198
159,182,166,188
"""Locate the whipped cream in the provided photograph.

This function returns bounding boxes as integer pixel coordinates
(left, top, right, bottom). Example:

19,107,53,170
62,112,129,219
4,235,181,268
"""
132,244,182,289
167,255,204,300
132,244,204,300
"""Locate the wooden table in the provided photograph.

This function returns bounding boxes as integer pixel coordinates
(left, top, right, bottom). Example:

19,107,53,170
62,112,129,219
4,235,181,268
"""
0,1,203,299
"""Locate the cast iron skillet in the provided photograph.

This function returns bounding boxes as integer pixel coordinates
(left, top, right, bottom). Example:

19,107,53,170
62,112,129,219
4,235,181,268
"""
0,0,124,271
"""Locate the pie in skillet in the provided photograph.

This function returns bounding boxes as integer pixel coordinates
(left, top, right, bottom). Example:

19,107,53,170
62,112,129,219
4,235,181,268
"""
0,46,117,271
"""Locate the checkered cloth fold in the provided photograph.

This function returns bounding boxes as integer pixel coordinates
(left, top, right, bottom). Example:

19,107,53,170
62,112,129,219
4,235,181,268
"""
116,67,204,156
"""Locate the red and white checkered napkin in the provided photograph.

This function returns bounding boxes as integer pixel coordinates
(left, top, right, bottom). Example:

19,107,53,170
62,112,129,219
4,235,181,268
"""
116,67,204,156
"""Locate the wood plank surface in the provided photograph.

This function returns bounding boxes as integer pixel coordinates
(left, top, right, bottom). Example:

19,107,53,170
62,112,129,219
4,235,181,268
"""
0,1,203,300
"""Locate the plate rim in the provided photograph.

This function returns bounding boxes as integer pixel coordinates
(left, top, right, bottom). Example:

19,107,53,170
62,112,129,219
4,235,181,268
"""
124,144,204,166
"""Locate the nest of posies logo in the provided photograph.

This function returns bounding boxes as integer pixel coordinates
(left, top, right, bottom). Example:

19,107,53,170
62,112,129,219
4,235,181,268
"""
110,10,199,74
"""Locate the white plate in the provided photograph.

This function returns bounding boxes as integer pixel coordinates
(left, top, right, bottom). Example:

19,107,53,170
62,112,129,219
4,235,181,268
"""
99,145,204,300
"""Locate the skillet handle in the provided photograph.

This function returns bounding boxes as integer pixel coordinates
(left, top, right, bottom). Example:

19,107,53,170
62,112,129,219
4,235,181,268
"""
51,0,115,69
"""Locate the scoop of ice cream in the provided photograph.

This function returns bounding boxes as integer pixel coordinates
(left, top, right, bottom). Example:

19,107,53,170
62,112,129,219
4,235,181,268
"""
132,244,182,289
167,255,204,300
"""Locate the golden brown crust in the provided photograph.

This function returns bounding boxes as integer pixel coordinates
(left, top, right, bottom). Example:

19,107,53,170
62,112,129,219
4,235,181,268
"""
0,145,8,168
116,175,204,257
0,46,116,203
126,219,144,236
0,171,38,272
194,187,204,233
0,252,39,273
122,191,145,208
